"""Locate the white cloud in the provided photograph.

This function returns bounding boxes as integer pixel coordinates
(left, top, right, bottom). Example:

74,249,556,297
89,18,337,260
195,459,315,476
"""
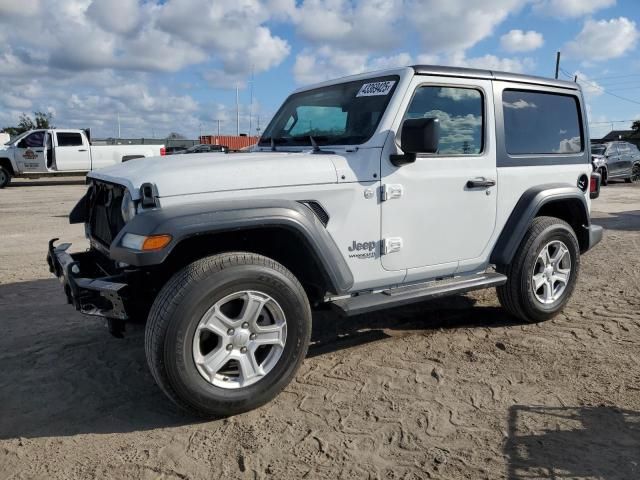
407,0,526,54
0,0,41,16
573,71,604,99
565,17,639,61
554,136,581,153
533,0,616,18
292,0,404,52
447,52,535,73
88,0,140,34
504,99,537,109
500,30,544,52
292,47,413,85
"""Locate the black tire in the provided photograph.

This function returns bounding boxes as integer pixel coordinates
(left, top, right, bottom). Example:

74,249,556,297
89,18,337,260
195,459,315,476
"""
625,163,640,184
599,167,608,186
0,166,11,189
145,252,311,417
497,216,580,323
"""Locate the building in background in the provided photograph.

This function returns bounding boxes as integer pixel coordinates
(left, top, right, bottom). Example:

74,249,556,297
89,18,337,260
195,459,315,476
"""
591,129,640,148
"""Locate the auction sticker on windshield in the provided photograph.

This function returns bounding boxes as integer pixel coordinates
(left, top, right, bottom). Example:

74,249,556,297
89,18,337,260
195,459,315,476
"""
356,81,396,97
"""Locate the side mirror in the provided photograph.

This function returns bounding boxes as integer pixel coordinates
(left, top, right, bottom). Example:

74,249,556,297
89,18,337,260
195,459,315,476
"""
17,140,26,149
391,117,440,166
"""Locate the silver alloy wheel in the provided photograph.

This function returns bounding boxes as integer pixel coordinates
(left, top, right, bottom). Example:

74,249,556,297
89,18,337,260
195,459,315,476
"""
632,164,640,183
192,290,287,389
531,240,571,305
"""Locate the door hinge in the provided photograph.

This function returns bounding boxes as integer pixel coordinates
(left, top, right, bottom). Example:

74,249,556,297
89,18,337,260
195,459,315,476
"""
382,237,403,255
381,184,403,201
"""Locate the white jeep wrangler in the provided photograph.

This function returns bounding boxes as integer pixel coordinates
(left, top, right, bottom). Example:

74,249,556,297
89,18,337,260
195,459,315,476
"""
48,65,602,417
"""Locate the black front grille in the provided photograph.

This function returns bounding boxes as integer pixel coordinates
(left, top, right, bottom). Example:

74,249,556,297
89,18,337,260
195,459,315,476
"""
88,182,126,246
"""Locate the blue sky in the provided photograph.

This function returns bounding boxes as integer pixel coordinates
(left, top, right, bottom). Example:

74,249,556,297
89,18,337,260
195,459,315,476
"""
0,0,638,139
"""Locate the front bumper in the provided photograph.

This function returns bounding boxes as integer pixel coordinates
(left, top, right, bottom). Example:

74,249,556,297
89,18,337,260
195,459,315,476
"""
46,238,129,320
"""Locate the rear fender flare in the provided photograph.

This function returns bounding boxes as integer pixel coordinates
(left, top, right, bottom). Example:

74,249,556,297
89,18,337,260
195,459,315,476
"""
490,184,589,266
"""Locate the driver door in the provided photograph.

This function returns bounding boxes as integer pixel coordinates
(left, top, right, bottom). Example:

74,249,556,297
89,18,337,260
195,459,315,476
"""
15,130,47,173
380,78,497,280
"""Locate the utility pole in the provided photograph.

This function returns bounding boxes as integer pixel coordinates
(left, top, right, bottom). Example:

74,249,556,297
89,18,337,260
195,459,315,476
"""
249,66,254,136
554,51,561,79
236,86,240,136
117,112,121,138
213,119,222,138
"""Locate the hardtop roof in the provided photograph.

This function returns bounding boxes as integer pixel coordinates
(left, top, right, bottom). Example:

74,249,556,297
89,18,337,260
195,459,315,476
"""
411,64,579,90
293,64,580,93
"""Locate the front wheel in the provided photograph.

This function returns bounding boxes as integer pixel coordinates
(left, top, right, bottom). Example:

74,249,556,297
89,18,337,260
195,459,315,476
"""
625,163,640,184
0,166,11,189
497,216,580,323
145,252,312,417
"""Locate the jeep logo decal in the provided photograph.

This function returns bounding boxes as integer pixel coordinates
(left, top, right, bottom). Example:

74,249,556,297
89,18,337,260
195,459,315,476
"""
348,240,376,252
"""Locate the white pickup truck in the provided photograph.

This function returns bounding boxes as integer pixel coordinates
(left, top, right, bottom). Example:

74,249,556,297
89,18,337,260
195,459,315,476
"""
0,129,165,188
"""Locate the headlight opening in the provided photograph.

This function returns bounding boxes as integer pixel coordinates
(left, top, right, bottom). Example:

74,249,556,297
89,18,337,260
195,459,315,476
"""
121,190,136,223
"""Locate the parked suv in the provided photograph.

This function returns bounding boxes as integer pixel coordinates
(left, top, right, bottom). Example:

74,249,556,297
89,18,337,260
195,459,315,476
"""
591,141,640,185
48,65,602,417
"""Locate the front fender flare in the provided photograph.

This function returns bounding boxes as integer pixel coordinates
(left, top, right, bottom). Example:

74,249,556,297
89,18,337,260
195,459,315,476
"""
109,199,354,294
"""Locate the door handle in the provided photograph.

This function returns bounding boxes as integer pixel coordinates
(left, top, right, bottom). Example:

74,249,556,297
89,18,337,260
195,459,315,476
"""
466,177,496,188
78,149,88,152
34,150,44,153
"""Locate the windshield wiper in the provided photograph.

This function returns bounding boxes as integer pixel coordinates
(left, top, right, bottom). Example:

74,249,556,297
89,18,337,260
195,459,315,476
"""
259,136,287,151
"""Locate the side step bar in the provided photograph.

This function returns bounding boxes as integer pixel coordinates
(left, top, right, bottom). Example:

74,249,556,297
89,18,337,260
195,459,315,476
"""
331,272,507,317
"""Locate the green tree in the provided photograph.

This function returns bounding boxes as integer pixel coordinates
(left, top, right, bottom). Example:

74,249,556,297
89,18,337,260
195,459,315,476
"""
2,111,55,136
167,132,186,139
632,120,640,133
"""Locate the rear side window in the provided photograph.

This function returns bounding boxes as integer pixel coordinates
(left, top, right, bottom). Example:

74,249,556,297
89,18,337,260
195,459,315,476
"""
503,90,583,155
404,86,484,155
56,132,83,147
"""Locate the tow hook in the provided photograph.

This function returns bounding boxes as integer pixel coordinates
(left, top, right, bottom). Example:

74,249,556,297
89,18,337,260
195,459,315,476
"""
107,318,126,338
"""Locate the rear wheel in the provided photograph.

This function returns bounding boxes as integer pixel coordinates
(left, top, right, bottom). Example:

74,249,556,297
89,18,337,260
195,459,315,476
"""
0,166,11,188
145,252,311,417
497,216,580,323
625,163,640,184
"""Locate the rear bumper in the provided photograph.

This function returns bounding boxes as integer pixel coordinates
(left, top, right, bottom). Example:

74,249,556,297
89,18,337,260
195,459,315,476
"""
46,238,129,320
586,224,603,251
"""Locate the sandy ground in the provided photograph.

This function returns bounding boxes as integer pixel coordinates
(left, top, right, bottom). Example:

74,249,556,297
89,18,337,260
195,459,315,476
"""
0,177,639,480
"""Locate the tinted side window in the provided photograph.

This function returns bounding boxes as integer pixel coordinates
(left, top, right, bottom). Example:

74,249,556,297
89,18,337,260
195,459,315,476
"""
24,131,45,148
404,86,483,155
57,132,83,147
503,90,583,155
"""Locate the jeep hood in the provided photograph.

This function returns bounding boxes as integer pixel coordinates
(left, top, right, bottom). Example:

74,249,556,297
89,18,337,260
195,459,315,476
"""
89,151,339,199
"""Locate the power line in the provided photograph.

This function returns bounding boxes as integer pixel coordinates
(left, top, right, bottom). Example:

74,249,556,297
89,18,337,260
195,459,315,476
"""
588,120,638,125
588,72,640,81
561,68,640,106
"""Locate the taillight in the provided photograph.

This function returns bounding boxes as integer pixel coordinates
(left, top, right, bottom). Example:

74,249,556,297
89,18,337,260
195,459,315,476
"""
160,147,166,156
589,172,600,199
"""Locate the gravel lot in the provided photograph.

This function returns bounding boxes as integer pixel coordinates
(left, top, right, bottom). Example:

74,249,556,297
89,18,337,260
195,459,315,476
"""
1,178,639,480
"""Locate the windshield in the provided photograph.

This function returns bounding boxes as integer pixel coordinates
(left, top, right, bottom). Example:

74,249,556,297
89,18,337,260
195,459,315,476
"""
591,145,606,155
259,75,399,147
6,131,30,145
